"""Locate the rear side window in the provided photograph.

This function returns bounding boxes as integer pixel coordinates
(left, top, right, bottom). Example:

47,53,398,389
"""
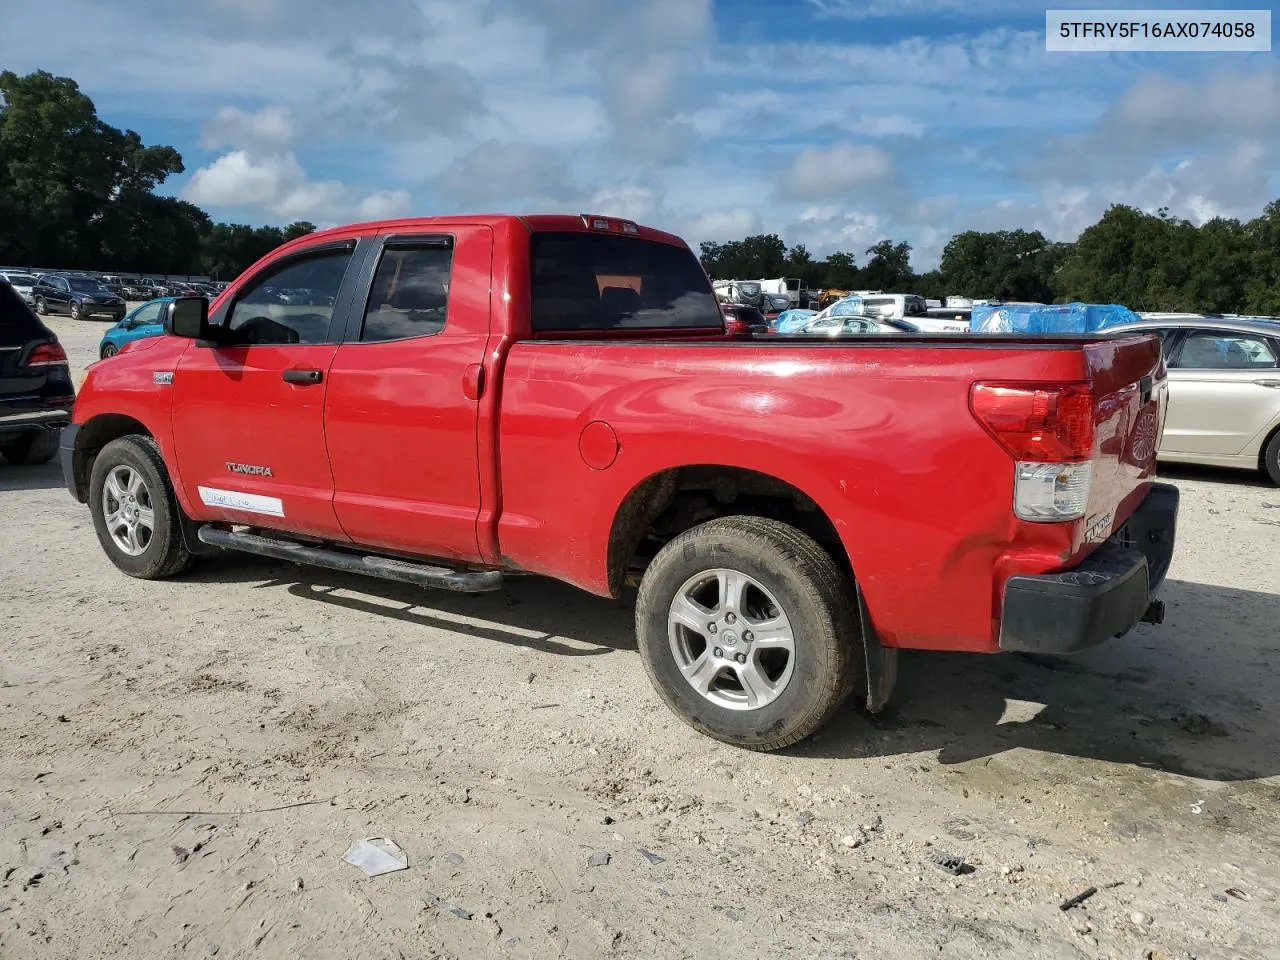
1173,330,1278,369
361,244,453,342
529,232,720,333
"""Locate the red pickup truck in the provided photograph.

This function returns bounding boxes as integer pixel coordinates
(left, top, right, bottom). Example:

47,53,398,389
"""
62,214,1178,751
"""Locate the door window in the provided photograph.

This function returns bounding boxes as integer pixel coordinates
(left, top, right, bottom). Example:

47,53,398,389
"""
360,244,453,342
129,301,165,327
1172,331,1278,369
224,248,354,345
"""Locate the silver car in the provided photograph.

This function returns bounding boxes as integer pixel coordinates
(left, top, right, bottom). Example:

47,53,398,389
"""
0,271,37,305
1107,316,1280,485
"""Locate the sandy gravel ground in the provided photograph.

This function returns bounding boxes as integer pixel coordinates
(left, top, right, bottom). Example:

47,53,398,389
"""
2,314,1278,959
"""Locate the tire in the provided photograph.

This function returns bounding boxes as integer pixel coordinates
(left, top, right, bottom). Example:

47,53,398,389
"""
101,343,118,359
635,516,862,752
34,297,47,316
0,429,60,465
70,301,82,320
88,435,193,579
1264,429,1280,486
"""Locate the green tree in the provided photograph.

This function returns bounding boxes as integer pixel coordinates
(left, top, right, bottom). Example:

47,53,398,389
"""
938,229,1066,302
819,251,859,289
861,240,915,291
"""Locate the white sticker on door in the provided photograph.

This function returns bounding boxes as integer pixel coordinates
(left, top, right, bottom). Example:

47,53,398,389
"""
198,486,285,518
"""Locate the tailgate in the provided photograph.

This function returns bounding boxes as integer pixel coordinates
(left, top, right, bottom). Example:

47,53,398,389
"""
1079,333,1166,550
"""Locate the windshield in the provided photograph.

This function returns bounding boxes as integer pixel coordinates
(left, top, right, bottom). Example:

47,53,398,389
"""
68,277,109,293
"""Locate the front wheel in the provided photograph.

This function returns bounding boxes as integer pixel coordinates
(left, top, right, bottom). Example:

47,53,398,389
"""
34,297,47,316
101,342,118,359
1264,430,1280,486
70,301,82,320
88,435,194,579
635,516,862,751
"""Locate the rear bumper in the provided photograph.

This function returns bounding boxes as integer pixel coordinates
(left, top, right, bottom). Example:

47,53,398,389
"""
998,482,1179,654
0,407,73,440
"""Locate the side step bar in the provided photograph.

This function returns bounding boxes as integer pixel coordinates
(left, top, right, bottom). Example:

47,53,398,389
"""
196,525,504,593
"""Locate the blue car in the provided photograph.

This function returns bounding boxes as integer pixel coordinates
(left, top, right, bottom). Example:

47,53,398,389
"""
98,297,173,359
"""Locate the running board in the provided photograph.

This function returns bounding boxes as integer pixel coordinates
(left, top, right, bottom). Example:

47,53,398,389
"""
196,526,504,593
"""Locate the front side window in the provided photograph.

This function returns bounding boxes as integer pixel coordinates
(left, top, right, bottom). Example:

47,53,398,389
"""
129,301,165,326
225,248,353,345
530,232,720,333
1173,330,1278,370
360,244,452,342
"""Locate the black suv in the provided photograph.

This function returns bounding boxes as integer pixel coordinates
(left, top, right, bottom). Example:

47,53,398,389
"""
32,273,127,321
0,281,75,464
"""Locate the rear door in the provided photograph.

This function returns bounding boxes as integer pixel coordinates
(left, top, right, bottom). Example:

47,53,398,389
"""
323,226,492,562
170,237,370,539
1163,328,1280,456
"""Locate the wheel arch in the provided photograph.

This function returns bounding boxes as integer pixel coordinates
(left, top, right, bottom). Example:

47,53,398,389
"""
68,413,153,503
604,464,854,599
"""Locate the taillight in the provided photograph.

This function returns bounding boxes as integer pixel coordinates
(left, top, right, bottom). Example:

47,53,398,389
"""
971,382,1096,523
724,317,750,337
25,342,68,367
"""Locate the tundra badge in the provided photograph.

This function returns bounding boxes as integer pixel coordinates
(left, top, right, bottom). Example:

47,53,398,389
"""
226,462,274,477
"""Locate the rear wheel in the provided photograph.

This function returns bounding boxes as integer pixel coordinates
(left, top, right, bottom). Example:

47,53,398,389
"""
1264,430,1280,486
88,436,193,579
635,516,862,751
0,430,60,466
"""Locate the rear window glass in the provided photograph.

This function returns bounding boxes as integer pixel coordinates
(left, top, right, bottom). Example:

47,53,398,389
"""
529,232,720,333
0,282,40,333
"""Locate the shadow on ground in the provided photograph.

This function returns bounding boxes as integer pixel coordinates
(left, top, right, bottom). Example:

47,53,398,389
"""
182,556,1280,782
0,460,64,493
799,578,1280,783
186,553,637,657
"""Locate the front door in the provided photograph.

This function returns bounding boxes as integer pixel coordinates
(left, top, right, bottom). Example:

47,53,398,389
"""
324,227,492,562
1164,328,1280,456
170,239,368,539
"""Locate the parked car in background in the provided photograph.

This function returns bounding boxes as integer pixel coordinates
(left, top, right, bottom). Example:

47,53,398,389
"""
32,274,127,321
1,271,38,305
1104,315,1280,484
122,279,159,300
720,303,770,335
0,280,75,465
790,314,921,336
98,297,174,358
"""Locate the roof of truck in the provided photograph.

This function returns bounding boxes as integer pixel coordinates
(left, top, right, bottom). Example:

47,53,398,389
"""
300,214,689,248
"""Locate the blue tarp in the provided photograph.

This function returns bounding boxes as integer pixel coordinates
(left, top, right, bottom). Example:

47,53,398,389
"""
774,309,818,333
970,302,1141,333
825,295,865,317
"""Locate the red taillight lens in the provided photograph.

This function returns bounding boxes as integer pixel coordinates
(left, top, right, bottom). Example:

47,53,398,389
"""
26,342,68,367
724,317,750,336
970,382,1095,462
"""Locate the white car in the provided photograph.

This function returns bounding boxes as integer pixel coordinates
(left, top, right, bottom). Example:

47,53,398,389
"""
793,315,919,336
0,271,37,305
1105,316,1280,485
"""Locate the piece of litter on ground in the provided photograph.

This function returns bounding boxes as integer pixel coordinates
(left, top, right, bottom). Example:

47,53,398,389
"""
342,837,408,876
638,848,664,865
1190,800,1204,814
1225,888,1250,901
1060,886,1098,911
437,904,472,920
588,852,611,867
929,851,973,876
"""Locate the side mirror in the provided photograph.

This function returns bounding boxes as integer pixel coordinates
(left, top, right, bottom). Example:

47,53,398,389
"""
164,296,212,340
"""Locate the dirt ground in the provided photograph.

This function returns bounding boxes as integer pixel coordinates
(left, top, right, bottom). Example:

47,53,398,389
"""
2,313,1279,959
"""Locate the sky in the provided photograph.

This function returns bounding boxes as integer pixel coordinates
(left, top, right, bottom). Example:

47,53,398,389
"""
1,0,1277,268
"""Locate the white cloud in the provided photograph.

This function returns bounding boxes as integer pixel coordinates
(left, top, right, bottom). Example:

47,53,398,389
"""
782,143,894,200
357,189,414,220
435,141,575,205
201,105,295,151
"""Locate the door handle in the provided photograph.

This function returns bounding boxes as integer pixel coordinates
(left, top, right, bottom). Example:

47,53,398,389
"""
282,368,323,385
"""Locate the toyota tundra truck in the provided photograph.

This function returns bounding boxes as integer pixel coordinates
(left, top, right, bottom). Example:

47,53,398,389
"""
61,214,1179,751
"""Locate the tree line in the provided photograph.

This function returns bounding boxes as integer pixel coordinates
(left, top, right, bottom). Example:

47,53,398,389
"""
3,69,1279,313
702,203,1280,315
0,70,315,279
